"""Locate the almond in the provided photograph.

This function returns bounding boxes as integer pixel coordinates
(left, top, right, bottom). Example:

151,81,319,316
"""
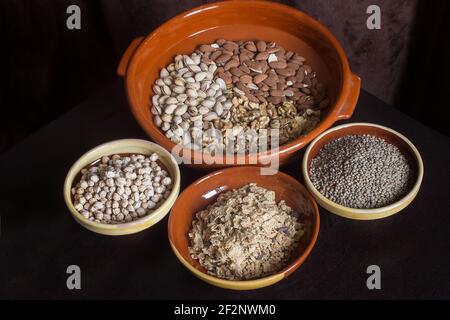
240,74,253,84
210,50,223,61
276,67,295,77
223,41,239,52
260,61,269,73
239,64,251,74
231,54,239,61
222,49,234,56
239,53,251,63
269,61,287,69
286,76,297,85
215,53,232,64
224,59,239,71
245,41,257,52
253,74,268,84
295,71,305,83
298,65,312,75
263,74,278,87
291,54,306,63
287,62,301,70
218,71,232,85
244,60,263,73
230,67,245,77
270,89,283,97
255,51,270,61
215,39,226,46
235,81,250,93
266,47,280,53
256,40,267,52
240,48,254,56
267,96,282,104
285,51,294,60
258,83,269,92
199,44,216,52
275,48,286,58
277,81,287,91
201,56,212,64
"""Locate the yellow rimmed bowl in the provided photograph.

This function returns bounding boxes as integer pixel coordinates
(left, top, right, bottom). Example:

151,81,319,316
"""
302,123,424,220
64,139,181,235
168,166,320,290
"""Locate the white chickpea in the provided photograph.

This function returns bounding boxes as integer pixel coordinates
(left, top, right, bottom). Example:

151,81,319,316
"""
80,181,89,189
150,153,159,162
162,177,172,186
151,194,161,203
147,200,156,209
136,208,146,216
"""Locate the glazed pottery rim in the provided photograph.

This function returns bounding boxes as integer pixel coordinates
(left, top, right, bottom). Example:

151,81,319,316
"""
168,166,320,288
124,0,358,163
302,122,424,216
63,139,181,230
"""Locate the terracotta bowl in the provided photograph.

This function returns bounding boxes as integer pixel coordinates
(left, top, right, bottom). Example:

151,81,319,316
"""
168,166,320,290
63,139,181,235
302,123,424,220
117,0,360,169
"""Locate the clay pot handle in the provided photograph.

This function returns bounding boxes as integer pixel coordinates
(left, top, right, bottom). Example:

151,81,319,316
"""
117,37,145,77
335,73,361,120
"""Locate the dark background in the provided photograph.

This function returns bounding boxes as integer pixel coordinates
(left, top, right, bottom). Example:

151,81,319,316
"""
1,0,449,154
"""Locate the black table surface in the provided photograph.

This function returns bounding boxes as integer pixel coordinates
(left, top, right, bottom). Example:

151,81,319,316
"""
1,80,449,299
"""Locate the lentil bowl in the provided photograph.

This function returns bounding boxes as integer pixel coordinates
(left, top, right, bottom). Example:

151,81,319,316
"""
302,123,424,220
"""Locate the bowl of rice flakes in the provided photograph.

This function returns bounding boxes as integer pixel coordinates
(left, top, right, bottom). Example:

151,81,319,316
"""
168,166,320,290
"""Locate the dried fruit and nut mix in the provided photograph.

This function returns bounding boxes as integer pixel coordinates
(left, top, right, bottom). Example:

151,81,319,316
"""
71,153,173,224
310,135,414,209
188,183,304,280
150,39,328,153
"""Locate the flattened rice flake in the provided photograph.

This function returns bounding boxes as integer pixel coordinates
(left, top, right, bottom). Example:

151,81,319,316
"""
188,183,304,280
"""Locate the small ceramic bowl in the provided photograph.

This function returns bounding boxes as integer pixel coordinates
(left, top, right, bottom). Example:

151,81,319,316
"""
117,0,360,169
168,166,320,290
64,139,181,235
302,123,424,220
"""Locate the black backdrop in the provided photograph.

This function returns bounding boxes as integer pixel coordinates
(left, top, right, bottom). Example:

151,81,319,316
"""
1,0,449,154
